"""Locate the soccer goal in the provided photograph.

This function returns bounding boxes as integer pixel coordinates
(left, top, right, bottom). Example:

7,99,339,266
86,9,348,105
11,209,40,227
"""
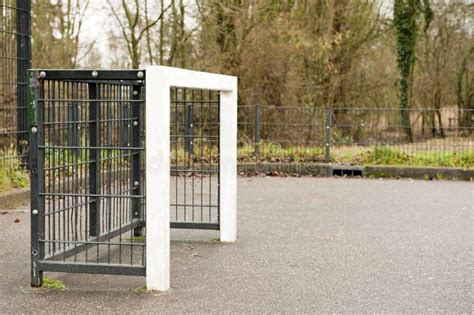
145,66,237,290
29,66,237,291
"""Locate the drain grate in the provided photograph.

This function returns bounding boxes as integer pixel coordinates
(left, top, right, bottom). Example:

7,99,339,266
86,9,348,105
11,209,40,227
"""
330,166,365,177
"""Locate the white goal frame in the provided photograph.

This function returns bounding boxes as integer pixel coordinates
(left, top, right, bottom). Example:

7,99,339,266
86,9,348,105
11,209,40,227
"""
145,66,238,291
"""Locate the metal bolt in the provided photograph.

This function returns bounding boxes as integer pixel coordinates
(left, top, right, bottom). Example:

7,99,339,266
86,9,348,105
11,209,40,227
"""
134,181,140,187
133,121,139,127
39,71,46,78
31,126,38,134
32,209,38,215
133,90,139,96
137,71,144,79
92,70,99,78
134,212,139,216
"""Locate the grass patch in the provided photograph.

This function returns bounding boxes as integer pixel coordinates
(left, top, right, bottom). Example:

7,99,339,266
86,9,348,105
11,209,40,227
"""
124,235,145,242
0,149,29,193
131,286,147,294
363,147,474,169
236,141,474,169
131,286,161,295
238,142,325,163
42,277,66,289
209,238,221,244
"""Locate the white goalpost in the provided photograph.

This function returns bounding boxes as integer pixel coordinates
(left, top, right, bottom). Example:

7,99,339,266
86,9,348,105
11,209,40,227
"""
145,66,238,291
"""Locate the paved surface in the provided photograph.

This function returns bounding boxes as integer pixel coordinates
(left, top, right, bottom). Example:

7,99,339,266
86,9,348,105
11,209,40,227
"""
0,177,472,313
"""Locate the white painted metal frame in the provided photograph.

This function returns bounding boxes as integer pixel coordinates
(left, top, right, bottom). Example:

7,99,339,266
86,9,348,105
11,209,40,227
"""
145,66,238,291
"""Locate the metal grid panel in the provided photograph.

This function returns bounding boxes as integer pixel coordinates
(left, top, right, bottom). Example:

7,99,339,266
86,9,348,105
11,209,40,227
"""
330,108,474,155
238,105,327,162
0,0,30,166
170,88,220,230
238,106,473,165
30,70,146,286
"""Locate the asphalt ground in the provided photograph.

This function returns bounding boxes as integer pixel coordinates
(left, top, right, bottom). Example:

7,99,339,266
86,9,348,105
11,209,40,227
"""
0,177,472,313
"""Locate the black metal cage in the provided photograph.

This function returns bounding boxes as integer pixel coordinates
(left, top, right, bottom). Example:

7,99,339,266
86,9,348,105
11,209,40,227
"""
29,70,147,286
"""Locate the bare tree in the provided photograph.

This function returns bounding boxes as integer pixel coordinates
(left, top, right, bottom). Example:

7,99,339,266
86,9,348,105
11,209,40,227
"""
32,0,91,68
107,0,170,69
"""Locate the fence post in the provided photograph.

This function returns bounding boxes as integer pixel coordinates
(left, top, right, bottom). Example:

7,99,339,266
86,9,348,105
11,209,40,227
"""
29,72,43,287
255,105,261,160
88,83,101,237
17,0,32,166
325,108,332,163
132,85,143,236
184,103,194,156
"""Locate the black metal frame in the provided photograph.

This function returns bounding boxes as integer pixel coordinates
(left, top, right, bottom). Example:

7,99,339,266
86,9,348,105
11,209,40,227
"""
29,70,147,286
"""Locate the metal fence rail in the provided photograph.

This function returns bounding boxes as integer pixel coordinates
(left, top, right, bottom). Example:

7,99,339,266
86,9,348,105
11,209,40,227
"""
238,106,474,166
0,0,31,166
29,70,146,286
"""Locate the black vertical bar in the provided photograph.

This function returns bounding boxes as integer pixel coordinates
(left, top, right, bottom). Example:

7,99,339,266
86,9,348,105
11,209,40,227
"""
89,83,100,237
185,103,194,156
121,95,130,147
325,108,332,163
255,105,260,160
29,72,43,287
68,100,79,156
17,0,32,166
132,85,142,236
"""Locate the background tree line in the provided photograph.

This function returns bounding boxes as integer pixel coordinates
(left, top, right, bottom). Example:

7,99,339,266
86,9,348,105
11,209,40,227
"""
30,0,474,140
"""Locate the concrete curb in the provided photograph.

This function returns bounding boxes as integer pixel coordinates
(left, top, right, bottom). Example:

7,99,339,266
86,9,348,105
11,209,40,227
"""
365,165,474,181
0,188,30,210
238,163,474,181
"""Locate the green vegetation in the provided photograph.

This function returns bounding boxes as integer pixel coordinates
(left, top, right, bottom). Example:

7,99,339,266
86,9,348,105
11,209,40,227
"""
42,277,66,289
0,149,29,193
364,147,474,169
130,286,161,295
239,143,325,163
393,0,433,142
237,142,474,169
124,235,146,242
131,286,147,294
